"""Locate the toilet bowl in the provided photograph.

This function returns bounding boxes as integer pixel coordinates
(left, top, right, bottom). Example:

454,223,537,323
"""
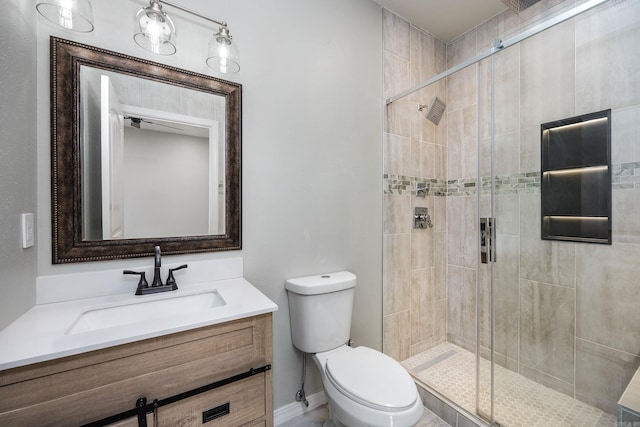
313,345,423,427
285,271,423,427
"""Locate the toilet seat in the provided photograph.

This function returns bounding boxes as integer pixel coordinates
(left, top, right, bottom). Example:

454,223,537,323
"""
325,346,418,412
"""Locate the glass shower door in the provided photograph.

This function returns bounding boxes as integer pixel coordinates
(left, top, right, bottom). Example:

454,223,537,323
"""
476,38,522,426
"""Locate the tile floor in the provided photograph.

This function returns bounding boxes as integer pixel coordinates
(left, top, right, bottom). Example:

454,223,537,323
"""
278,403,451,426
403,342,618,427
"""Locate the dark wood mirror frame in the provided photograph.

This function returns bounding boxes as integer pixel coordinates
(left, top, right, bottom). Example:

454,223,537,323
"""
50,37,241,263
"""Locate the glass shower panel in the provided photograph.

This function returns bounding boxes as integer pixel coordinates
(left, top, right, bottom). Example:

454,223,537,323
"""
478,42,524,427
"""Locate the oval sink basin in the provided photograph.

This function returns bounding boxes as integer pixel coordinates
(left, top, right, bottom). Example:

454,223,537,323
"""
66,291,226,335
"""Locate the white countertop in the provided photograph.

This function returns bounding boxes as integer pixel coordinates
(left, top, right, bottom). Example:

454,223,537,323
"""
0,277,277,371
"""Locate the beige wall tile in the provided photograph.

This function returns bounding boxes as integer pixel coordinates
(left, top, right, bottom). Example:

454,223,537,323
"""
412,140,435,179
411,225,434,270
433,231,447,301
383,310,411,361
446,66,478,114
479,48,520,141
495,193,520,236
410,339,435,357
576,338,640,414
433,144,446,180
433,298,447,344
420,30,437,80
519,193,576,287
383,133,411,176
447,196,478,269
613,189,640,245
576,242,640,355
411,268,434,345
385,98,412,137
575,0,640,112
479,132,520,178
384,193,411,235
480,235,520,361
447,29,477,68
611,105,640,165
382,9,410,60
434,39,446,75
447,105,478,180
384,51,410,99
447,265,477,344
433,196,446,233
520,279,575,384
520,21,575,173
383,233,411,316
409,26,423,91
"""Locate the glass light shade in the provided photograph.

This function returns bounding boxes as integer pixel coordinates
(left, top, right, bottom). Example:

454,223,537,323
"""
36,0,94,32
133,1,176,56
206,27,240,74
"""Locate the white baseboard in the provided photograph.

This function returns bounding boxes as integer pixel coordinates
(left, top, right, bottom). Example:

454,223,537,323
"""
274,391,327,426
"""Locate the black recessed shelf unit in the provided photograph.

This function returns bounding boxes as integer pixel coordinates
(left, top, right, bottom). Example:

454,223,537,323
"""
541,109,612,244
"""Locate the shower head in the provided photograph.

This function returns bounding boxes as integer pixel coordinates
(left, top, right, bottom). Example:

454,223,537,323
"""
418,97,447,125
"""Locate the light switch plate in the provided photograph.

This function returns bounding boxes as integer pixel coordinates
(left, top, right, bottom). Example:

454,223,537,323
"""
21,213,34,248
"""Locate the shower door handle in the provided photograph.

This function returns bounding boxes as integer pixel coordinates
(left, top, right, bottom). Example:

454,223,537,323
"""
480,218,496,263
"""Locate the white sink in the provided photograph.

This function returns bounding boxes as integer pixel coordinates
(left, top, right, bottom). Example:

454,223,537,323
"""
66,291,226,335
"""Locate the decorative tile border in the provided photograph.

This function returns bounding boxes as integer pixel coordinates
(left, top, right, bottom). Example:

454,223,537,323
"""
383,175,447,196
385,162,640,197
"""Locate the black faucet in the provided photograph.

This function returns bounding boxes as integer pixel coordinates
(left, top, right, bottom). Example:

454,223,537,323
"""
123,246,188,295
151,245,163,287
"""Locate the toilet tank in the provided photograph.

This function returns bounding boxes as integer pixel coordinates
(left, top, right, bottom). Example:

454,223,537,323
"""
285,271,356,353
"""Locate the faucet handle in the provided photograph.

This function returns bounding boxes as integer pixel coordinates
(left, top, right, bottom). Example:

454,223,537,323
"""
166,264,188,290
124,270,149,295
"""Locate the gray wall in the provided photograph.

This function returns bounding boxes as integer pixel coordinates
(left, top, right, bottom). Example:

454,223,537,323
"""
30,0,382,411
0,0,38,329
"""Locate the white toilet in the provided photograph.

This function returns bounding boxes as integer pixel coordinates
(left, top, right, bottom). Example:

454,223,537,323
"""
285,271,423,427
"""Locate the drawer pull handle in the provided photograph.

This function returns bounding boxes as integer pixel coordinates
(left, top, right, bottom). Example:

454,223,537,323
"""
202,402,230,423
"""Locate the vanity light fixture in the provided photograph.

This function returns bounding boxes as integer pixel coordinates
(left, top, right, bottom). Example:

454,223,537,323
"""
133,0,240,74
206,25,240,74
133,0,176,55
35,0,95,32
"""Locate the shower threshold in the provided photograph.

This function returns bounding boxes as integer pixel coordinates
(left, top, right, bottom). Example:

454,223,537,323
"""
403,342,617,427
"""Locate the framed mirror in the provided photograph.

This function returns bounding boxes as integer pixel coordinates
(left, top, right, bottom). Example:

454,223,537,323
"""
50,37,241,263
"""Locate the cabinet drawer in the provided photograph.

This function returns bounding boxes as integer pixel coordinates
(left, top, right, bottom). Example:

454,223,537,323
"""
105,374,265,427
157,374,265,426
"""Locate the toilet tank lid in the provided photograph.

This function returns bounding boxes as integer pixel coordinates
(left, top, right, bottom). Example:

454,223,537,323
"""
285,271,356,295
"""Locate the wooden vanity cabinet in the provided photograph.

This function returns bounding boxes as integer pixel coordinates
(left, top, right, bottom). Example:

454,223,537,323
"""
0,313,273,427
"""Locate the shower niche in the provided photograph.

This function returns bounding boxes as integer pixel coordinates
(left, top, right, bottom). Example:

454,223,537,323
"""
541,109,612,244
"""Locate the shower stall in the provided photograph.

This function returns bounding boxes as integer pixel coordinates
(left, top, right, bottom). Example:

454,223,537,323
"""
382,0,640,425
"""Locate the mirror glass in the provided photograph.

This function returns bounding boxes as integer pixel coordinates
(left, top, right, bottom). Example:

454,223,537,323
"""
50,37,241,263
79,66,226,240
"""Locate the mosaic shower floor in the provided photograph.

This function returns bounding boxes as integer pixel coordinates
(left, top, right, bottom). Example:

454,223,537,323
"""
403,342,617,427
